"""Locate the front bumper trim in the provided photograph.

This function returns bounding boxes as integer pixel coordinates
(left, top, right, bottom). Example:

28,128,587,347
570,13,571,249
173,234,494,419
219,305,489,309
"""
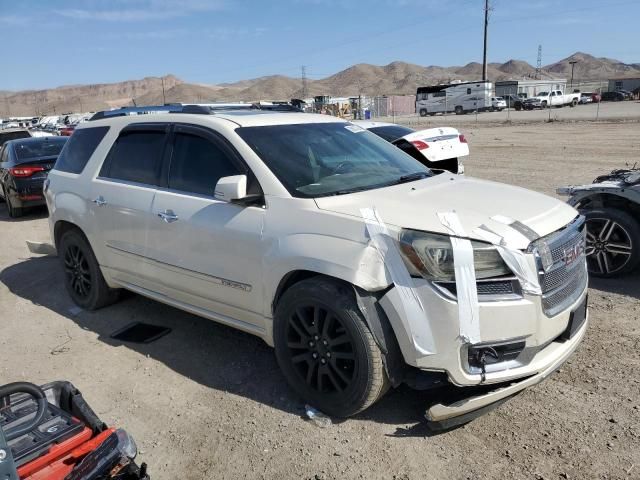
426,311,588,423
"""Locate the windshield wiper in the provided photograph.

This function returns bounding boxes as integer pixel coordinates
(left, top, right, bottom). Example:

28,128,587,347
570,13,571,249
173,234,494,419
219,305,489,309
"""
395,171,431,184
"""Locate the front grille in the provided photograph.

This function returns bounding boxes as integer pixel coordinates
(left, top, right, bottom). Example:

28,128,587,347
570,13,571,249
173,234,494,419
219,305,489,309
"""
436,278,517,299
537,217,588,317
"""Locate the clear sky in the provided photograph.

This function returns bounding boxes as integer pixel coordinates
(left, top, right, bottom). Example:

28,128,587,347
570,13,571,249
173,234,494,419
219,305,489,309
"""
1,0,638,91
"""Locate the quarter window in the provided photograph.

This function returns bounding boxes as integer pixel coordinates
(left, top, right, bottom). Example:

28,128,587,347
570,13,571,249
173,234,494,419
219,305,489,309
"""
100,130,166,185
55,126,109,174
168,132,241,197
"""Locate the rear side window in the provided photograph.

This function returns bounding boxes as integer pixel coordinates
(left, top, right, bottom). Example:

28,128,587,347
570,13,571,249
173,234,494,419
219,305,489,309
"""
168,132,241,196
0,130,31,146
55,126,109,174
100,130,166,185
367,125,414,142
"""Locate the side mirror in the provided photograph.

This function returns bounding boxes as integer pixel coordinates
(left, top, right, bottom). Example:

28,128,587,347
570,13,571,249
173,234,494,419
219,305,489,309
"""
214,175,247,202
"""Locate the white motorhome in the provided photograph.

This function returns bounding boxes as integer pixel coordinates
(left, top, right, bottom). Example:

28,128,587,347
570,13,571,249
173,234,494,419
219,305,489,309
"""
416,81,492,116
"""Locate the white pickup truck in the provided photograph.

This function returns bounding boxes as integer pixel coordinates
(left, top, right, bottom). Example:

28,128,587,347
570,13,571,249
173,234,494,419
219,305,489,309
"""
525,90,580,109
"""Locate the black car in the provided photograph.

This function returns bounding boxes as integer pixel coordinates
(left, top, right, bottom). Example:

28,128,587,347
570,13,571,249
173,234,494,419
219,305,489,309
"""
601,91,626,101
502,94,525,111
0,136,68,217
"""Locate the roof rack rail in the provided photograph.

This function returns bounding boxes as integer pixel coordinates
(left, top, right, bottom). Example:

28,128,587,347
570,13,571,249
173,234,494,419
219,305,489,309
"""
88,101,304,121
88,104,213,121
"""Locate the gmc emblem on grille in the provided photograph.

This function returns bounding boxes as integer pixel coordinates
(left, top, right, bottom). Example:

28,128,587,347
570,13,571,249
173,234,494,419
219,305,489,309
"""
563,241,585,266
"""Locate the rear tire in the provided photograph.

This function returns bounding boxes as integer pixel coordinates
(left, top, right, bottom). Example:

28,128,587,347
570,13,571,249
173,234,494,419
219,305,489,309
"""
274,278,389,418
583,208,640,277
6,191,23,218
59,229,120,310
454,106,463,115
419,108,428,117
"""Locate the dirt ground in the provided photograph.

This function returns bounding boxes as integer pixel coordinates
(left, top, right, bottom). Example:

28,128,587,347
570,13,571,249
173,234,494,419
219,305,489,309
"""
1,120,639,480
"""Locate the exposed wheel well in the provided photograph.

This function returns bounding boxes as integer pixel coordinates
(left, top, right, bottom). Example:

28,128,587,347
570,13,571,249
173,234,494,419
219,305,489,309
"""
272,270,341,313
576,193,640,221
54,220,85,250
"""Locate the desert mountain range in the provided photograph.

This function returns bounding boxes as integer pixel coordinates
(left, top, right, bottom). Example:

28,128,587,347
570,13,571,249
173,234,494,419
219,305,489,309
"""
2,52,638,117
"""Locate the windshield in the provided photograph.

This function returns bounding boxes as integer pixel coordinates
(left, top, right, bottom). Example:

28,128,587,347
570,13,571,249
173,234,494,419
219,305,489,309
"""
537,91,548,96
236,122,431,198
13,138,67,161
367,124,415,142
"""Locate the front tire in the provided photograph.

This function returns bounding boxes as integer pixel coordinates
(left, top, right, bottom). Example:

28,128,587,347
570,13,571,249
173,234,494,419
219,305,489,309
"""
454,106,463,115
419,108,428,117
583,208,640,277
274,278,388,417
59,229,120,310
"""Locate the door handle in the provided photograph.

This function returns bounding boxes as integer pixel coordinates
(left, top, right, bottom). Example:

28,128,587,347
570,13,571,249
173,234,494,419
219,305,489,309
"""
158,209,179,223
93,196,107,207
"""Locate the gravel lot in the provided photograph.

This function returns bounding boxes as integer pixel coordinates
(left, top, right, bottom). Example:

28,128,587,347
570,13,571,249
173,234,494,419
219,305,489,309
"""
1,120,639,480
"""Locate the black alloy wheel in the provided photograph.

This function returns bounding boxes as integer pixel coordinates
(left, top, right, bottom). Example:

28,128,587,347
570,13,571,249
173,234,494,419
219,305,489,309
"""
285,304,357,395
584,208,640,277
64,244,93,299
59,229,120,310
274,278,388,417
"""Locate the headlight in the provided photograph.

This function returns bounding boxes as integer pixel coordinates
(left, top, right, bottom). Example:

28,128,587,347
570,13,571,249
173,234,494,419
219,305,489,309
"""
398,229,511,281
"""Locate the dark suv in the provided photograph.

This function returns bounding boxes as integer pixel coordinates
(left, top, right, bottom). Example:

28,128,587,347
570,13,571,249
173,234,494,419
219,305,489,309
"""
601,91,626,102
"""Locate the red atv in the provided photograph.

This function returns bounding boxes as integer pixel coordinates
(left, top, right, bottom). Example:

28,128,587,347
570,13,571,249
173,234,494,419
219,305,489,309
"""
0,382,149,480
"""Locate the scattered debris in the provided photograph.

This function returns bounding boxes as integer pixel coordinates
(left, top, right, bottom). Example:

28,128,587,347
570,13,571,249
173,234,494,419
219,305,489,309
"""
50,329,72,355
305,405,332,428
25,240,57,256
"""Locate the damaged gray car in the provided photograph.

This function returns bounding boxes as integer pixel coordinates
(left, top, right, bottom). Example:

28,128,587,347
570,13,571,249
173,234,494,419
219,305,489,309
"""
558,167,640,277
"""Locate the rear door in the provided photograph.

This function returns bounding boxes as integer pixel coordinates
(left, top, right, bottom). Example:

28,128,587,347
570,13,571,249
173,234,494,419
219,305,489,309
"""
146,124,267,330
91,123,169,288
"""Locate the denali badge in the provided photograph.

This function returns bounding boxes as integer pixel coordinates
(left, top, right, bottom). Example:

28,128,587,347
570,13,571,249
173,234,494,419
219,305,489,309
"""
563,241,585,266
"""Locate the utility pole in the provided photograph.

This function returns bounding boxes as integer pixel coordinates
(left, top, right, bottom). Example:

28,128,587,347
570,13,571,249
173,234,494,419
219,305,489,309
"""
569,60,578,91
536,45,542,80
161,77,166,104
301,65,308,99
482,0,490,81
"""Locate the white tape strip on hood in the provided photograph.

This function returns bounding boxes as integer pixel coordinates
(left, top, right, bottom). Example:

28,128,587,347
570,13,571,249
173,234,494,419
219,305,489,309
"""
437,212,481,344
360,207,435,355
472,225,542,296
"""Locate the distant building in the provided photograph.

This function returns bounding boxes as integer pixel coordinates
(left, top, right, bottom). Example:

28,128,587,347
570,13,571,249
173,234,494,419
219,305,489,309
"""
495,79,568,98
608,77,640,93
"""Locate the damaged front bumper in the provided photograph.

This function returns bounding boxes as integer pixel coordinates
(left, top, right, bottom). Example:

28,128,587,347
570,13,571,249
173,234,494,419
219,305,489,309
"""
425,309,588,428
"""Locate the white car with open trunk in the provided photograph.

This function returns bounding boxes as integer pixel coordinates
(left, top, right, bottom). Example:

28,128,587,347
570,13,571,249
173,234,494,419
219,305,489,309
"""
354,121,468,174
44,105,588,427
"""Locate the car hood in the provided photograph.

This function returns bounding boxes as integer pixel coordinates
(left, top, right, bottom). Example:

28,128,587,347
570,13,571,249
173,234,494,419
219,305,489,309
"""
314,174,578,249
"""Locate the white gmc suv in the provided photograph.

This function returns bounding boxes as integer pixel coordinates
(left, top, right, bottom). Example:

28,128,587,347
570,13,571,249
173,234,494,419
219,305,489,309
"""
45,106,588,427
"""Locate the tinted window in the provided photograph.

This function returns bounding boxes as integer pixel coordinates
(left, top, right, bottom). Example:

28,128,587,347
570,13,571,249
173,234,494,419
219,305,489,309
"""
0,130,31,146
102,130,166,185
14,138,67,161
55,126,109,174
368,125,415,142
168,132,241,196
